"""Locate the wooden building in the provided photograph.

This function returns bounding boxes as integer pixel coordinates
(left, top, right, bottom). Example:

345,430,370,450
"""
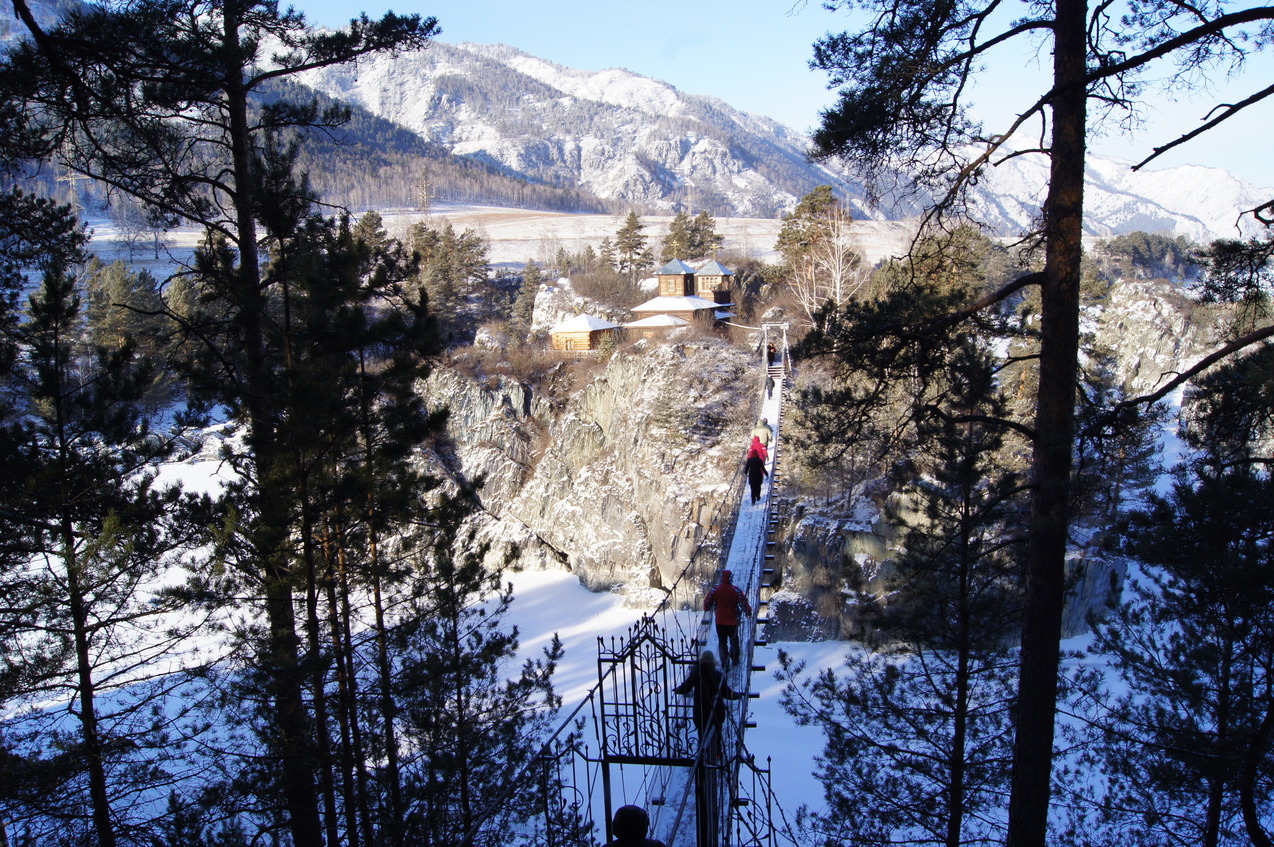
549,314,619,352
693,259,734,305
629,294,727,325
622,313,692,341
655,259,697,297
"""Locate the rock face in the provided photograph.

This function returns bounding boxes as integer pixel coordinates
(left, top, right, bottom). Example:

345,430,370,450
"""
529,277,631,335
419,339,756,605
1089,279,1217,395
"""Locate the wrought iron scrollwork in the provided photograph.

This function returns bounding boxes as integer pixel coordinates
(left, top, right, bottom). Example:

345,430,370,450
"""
597,616,699,761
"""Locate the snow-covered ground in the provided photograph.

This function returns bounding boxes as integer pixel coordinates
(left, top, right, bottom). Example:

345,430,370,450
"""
500,567,845,839
148,420,841,837
81,203,921,276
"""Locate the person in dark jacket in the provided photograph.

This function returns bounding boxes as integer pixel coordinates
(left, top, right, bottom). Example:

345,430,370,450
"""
703,570,752,667
602,804,667,847
744,450,767,506
674,651,742,757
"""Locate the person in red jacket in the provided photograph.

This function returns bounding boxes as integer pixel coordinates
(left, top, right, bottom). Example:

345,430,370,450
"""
747,434,768,463
703,570,751,668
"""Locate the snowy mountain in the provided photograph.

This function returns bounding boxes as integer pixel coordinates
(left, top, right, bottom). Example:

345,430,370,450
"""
973,149,1270,240
297,40,1271,241
298,41,844,220
4,0,1267,239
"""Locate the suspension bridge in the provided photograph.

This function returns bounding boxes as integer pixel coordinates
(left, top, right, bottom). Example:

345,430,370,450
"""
527,323,797,846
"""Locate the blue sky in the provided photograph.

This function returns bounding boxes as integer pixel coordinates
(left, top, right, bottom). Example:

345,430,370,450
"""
293,0,1274,189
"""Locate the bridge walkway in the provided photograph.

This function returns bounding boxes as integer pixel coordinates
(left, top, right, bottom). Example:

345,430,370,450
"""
651,353,788,846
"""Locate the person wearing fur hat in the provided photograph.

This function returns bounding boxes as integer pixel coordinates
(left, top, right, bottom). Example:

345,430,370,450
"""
703,570,751,667
602,804,667,847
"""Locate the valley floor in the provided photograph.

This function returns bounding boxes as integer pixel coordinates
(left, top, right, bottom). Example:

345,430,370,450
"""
82,204,921,273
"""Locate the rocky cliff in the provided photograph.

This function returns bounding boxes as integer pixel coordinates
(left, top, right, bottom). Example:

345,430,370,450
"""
419,338,758,606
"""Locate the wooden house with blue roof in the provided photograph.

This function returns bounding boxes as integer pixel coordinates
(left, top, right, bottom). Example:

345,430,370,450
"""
656,259,698,297
629,257,735,333
693,259,734,304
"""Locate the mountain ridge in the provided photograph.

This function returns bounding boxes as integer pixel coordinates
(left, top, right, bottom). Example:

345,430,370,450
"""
298,39,1269,240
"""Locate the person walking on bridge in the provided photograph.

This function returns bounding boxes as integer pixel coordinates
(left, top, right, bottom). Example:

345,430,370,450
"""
751,417,773,449
747,435,768,464
674,651,742,758
744,449,768,506
704,570,751,668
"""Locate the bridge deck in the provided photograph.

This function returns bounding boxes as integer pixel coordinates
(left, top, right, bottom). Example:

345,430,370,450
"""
652,360,786,844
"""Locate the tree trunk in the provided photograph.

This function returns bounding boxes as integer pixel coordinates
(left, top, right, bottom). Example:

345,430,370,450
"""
370,526,405,847
300,481,340,847
324,518,369,847
51,300,117,847
1240,701,1274,847
1204,648,1234,847
946,487,974,847
221,7,323,841
66,544,117,847
1005,1,1087,844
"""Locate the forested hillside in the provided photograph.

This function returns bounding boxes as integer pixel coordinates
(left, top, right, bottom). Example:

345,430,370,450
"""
278,81,617,213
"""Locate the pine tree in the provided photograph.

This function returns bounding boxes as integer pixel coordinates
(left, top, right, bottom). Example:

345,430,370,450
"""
1071,348,1164,527
178,210,444,842
1078,343,1274,847
614,211,649,282
804,8,1274,840
1085,466,1274,847
0,8,442,839
776,187,865,322
83,258,177,406
0,265,209,847
689,210,723,258
775,186,839,269
598,237,617,273
392,497,562,844
661,210,692,262
781,337,1025,847
411,221,490,337
511,259,544,337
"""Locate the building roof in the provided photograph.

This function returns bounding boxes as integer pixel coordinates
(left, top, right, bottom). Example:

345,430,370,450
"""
657,259,698,275
622,314,692,328
550,314,619,333
630,295,722,314
695,259,733,276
